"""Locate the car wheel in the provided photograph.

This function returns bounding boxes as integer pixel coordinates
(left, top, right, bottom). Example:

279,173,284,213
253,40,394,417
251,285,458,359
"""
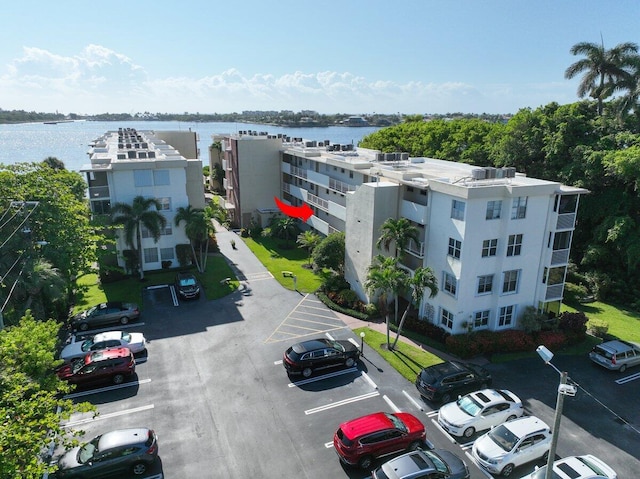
463,426,475,438
619,364,627,373
120,316,130,325
79,322,89,331
441,393,452,404
358,455,373,469
131,461,148,475
542,450,550,462
501,463,515,477
345,357,356,368
112,374,125,385
302,367,313,378
408,441,422,451
506,415,517,422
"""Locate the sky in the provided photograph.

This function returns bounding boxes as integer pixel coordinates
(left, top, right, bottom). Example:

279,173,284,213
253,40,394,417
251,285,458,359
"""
0,0,638,115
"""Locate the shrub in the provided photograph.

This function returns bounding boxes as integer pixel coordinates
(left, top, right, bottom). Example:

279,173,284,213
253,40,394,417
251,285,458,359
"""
337,289,359,307
558,311,588,344
534,330,567,351
563,282,589,305
519,306,546,333
403,317,450,343
175,244,192,267
321,274,350,293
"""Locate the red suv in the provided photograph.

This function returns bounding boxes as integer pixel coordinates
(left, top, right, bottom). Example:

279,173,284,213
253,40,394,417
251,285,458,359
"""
333,412,426,469
57,347,135,387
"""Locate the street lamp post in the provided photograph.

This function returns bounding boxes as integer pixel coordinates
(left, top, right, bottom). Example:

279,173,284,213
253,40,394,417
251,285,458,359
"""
536,345,576,479
360,332,365,355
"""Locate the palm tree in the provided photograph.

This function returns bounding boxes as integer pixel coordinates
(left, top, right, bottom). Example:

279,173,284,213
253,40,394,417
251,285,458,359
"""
111,196,167,279
565,40,639,115
365,255,408,347
272,217,299,242
376,218,420,259
175,205,214,273
391,266,438,350
296,230,321,266
19,257,65,320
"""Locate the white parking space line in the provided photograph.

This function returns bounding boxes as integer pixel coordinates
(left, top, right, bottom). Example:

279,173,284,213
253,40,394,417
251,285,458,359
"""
459,440,474,450
348,337,359,348
425,410,438,418
403,390,424,411
64,378,152,399
274,359,283,365
431,418,457,444
383,395,400,412
63,404,155,428
305,391,380,415
169,284,178,306
465,451,493,479
616,372,640,384
361,371,378,389
288,367,359,387
325,332,335,341
324,441,334,449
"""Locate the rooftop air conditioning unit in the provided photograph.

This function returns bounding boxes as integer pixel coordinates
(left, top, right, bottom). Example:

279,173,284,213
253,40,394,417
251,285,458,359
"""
504,167,516,178
401,152,409,161
385,153,395,161
472,168,486,180
376,153,385,162
484,167,497,178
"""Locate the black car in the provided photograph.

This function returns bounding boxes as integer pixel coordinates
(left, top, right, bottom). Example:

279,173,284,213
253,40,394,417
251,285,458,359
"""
174,271,201,300
283,338,360,377
70,302,140,331
415,360,492,404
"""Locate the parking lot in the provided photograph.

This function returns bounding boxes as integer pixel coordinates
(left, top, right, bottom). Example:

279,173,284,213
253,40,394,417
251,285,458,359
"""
56,251,640,478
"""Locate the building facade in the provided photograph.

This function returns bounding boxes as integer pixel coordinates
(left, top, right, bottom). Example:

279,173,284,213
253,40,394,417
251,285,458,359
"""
218,131,587,334
82,128,205,273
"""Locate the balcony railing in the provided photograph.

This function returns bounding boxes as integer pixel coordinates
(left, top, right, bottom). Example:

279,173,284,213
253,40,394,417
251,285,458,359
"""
290,166,307,179
545,283,565,300
556,213,576,230
406,238,425,257
307,193,328,211
329,178,357,194
328,224,340,235
88,186,110,199
550,248,570,265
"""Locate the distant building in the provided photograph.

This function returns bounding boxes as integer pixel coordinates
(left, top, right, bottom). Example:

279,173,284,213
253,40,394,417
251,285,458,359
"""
341,116,370,127
218,131,588,334
82,128,204,273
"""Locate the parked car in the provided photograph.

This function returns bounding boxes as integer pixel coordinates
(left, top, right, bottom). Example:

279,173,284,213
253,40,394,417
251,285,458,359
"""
472,415,552,477
518,454,617,479
70,302,140,331
589,339,640,372
333,411,426,469
438,388,524,438
283,338,360,377
174,271,201,300
415,360,492,403
56,427,158,478
60,330,146,362
56,347,136,387
372,448,470,479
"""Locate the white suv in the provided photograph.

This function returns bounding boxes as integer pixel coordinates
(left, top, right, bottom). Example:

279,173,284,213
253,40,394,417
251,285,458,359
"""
472,416,551,477
518,454,617,479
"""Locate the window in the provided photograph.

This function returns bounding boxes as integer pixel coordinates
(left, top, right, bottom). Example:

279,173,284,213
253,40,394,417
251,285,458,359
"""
443,272,457,296
477,275,493,294
511,196,527,219
474,310,490,328
441,308,454,329
482,239,498,257
134,170,153,187
451,200,465,220
502,270,520,293
486,200,502,220
161,224,172,236
157,197,171,211
553,231,572,250
143,247,158,263
499,305,514,327
555,194,578,213
160,247,174,260
506,234,523,256
448,238,462,259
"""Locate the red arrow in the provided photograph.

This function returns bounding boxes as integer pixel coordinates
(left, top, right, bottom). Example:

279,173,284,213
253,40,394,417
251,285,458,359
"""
274,197,313,222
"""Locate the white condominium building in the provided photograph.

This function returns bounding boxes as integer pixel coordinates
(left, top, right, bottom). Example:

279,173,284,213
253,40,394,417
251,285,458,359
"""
82,128,205,273
221,131,587,334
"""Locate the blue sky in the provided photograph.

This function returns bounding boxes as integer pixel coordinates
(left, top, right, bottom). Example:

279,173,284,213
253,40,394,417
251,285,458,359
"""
1,0,637,115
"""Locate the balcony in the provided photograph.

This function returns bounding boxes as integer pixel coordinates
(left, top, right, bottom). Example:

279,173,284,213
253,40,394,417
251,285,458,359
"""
88,186,110,199
406,238,425,258
545,283,565,301
223,178,232,190
290,165,307,180
550,248,570,265
400,199,428,225
329,178,357,194
307,193,328,212
556,213,576,230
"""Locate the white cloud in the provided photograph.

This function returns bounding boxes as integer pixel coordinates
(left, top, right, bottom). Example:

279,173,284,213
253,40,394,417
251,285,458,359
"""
0,45,575,114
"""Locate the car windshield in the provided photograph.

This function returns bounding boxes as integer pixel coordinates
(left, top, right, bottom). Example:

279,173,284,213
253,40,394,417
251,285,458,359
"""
121,331,130,342
385,413,408,433
81,339,95,352
424,450,449,474
329,340,345,352
77,437,99,464
488,424,518,452
457,395,483,416
86,306,98,316
179,277,196,286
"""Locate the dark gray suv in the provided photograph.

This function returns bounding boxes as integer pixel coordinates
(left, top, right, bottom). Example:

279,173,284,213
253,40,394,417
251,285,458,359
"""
56,427,158,478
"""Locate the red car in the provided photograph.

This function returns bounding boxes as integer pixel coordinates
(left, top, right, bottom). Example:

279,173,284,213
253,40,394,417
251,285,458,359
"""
57,347,135,388
333,412,426,469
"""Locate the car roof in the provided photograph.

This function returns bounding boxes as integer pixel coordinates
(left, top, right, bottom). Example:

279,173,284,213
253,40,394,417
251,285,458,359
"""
292,338,331,353
501,416,549,437
425,360,466,375
87,347,132,362
92,331,124,342
98,428,150,450
382,450,434,478
597,340,638,353
470,389,518,405
554,455,616,478
340,412,394,439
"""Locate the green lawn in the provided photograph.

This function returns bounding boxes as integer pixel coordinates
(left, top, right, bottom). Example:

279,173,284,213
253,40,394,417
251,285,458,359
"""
353,326,444,383
242,236,325,292
73,255,238,313
562,301,640,343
